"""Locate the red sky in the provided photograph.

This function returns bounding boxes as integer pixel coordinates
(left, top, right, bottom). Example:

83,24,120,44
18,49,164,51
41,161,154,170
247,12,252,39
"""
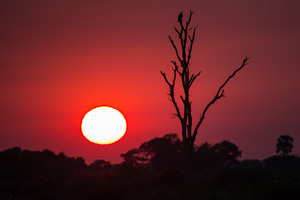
1,0,300,164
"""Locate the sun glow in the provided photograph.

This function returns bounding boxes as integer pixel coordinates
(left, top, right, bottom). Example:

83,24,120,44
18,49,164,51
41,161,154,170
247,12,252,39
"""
81,106,127,145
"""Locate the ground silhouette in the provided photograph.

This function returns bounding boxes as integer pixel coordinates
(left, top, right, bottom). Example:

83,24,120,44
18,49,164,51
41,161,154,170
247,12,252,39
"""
1,133,299,200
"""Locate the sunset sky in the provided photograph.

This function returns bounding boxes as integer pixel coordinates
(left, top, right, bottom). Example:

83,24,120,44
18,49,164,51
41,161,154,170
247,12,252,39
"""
1,0,299,164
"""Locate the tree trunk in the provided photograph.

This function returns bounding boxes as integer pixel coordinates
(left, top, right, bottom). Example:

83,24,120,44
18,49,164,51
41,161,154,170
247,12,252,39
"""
183,138,194,186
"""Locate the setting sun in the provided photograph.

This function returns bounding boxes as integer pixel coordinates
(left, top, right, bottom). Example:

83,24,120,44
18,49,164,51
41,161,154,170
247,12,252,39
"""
81,106,127,145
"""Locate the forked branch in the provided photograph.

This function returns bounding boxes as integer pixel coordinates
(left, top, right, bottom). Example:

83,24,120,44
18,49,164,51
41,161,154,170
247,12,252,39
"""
192,56,250,141
160,64,183,121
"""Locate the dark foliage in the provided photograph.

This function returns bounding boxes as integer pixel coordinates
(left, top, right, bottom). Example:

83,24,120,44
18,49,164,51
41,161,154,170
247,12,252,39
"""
193,140,242,170
120,133,183,171
120,133,242,173
276,135,294,156
0,147,86,180
1,137,299,200
0,147,86,200
120,148,148,167
89,159,113,171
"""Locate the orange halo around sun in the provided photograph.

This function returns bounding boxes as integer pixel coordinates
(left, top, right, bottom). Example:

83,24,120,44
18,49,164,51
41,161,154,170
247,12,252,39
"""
81,106,127,145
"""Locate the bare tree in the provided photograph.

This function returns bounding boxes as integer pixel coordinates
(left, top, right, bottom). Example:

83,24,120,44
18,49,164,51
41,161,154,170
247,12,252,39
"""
160,11,249,183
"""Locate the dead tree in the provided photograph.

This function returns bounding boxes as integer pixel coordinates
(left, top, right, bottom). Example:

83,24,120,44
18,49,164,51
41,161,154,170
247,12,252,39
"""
160,11,249,183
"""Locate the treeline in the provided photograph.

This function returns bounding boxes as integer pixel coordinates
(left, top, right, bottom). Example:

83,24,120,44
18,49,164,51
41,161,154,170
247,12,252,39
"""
120,133,242,172
1,134,300,200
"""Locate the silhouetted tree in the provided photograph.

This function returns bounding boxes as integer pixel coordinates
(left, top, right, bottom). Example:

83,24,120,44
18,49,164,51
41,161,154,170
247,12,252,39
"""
212,140,242,166
120,148,149,167
139,133,183,171
120,133,183,171
276,135,294,156
89,159,113,171
160,10,249,183
0,147,87,181
194,140,242,170
193,142,219,170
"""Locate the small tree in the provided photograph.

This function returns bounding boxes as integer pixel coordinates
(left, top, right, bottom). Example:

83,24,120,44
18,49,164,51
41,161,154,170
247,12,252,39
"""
213,140,242,166
276,135,294,156
160,11,249,183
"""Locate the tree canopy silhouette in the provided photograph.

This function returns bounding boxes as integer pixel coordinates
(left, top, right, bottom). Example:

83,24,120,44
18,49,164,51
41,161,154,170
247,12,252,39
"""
160,10,249,182
0,147,86,181
89,159,113,171
194,140,242,170
120,133,183,170
276,135,294,156
1,140,299,199
120,133,243,173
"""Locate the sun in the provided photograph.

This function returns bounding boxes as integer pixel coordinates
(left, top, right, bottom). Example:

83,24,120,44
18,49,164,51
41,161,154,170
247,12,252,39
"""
81,106,127,145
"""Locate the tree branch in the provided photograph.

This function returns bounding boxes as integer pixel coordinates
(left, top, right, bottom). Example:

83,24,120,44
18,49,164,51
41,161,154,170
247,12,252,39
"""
189,71,201,88
185,10,194,29
187,27,196,66
171,61,182,75
168,36,182,63
192,56,250,141
160,65,183,121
